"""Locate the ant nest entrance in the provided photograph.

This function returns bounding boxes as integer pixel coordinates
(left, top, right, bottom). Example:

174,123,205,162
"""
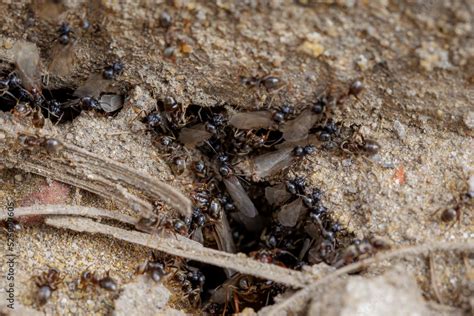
2,56,382,312
131,99,387,313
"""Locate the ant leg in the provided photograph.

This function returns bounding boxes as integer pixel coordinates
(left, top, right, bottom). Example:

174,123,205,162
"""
128,109,146,125
2,90,19,103
457,207,463,226
55,113,64,126
431,208,442,217
340,141,354,155
233,291,240,314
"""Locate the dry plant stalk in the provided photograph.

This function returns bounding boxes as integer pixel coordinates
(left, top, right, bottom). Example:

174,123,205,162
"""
0,204,137,225
261,241,474,315
0,113,191,217
44,216,311,288
429,253,444,304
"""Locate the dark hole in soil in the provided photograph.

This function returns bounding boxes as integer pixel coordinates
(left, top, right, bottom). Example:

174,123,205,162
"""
144,103,354,313
40,87,82,123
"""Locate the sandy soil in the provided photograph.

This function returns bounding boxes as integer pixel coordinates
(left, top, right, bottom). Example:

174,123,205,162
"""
0,0,473,315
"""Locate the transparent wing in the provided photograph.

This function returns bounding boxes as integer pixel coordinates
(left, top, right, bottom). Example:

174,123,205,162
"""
178,124,213,147
265,183,292,206
48,43,76,77
281,109,318,142
252,147,294,179
213,211,237,268
277,198,304,227
99,94,123,113
74,73,111,98
223,176,258,218
13,41,41,91
229,111,274,130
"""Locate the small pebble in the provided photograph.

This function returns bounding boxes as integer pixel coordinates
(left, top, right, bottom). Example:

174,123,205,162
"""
59,297,68,307
297,40,324,58
463,111,474,130
3,39,13,49
356,54,368,71
180,43,193,54
164,46,175,57
468,175,474,197
342,159,352,167
393,120,406,140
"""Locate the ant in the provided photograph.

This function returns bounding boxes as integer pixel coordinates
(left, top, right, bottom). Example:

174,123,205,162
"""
432,192,472,226
102,61,124,80
333,79,365,105
340,127,380,156
207,198,223,219
75,270,118,291
293,145,316,157
33,268,63,305
251,249,302,268
135,213,189,237
171,156,187,175
240,75,283,91
17,134,63,154
159,11,173,28
141,97,184,133
57,22,74,45
272,104,294,123
11,102,32,118
189,207,206,230
334,236,391,268
192,160,208,179
312,95,328,114
0,73,22,95
135,253,168,282
175,265,206,307
285,176,306,195
145,110,166,132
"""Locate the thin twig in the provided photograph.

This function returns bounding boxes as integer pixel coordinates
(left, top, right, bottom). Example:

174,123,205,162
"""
63,143,192,216
0,204,137,225
260,241,474,315
0,113,192,217
17,159,155,217
429,253,443,304
44,216,312,288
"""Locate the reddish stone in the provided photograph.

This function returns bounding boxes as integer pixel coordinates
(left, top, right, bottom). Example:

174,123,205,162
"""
20,180,71,207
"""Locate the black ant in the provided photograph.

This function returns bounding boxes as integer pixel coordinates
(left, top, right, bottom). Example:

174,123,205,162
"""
75,270,118,291
334,236,391,267
57,22,74,45
285,176,306,195
17,134,63,154
175,266,206,307
192,160,208,178
312,96,327,114
341,127,380,156
272,104,294,123
102,62,124,80
432,193,472,226
135,253,168,282
135,213,189,236
33,268,63,305
207,198,223,219
240,75,283,91
293,145,316,157
159,11,173,28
